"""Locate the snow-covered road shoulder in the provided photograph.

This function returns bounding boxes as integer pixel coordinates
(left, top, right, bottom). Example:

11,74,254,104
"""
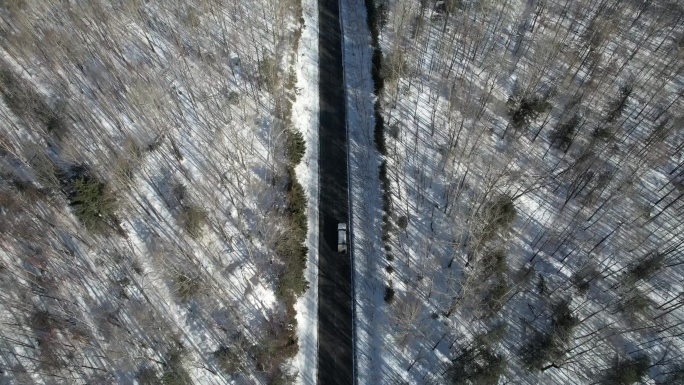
292,0,320,383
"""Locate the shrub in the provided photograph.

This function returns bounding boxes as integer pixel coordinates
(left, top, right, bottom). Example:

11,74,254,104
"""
375,111,386,155
29,310,68,370
276,258,309,299
286,129,305,165
434,0,463,15
572,265,599,294
29,150,59,188
605,83,633,123
285,167,307,235
474,322,508,346
185,7,200,28
618,292,652,319
0,69,40,117
537,273,547,295
601,354,650,385
160,367,191,385
397,215,408,230
365,0,387,160
481,195,516,242
520,332,556,371
0,68,68,140
507,95,550,129
161,348,192,385
173,273,201,303
178,204,207,238
625,253,664,285
550,114,581,151
258,55,278,92
482,281,508,314
274,168,308,301
172,183,187,204
114,136,143,185
380,49,407,85
481,249,507,278
366,0,384,94
124,135,143,160
0,189,17,219
115,156,135,185
214,346,242,374
276,97,294,126
286,67,297,92
45,113,69,141
593,127,613,140
379,160,392,252
446,347,506,385
30,310,59,337
228,91,240,105
136,367,161,385
388,123,400,139
68,173,117,233
255,325,298,372
38,341,67,371
521,300,577,371
551,300,578,344
384,285,395,304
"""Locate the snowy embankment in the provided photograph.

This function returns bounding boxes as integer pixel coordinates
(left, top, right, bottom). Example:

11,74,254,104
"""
339,0,387,384
292,0,320,383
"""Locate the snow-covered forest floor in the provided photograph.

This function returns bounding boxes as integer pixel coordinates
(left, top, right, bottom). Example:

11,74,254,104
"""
0,0,314,384
352,0,684,383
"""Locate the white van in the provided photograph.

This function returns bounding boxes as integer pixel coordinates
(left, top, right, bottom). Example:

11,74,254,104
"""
337,223,348,253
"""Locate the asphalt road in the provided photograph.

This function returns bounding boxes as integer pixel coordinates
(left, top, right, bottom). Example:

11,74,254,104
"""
317,0,353,383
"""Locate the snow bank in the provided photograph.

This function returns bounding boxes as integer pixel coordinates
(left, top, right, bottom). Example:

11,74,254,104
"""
292,0,320,383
